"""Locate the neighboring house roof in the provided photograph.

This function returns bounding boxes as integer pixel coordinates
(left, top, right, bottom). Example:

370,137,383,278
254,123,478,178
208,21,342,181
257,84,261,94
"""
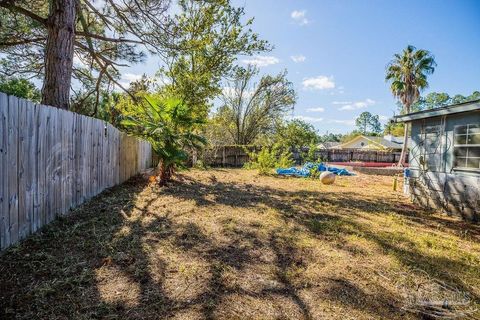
394,99,480,122
317,142,340,149
383,134,403,144
334,135,403,151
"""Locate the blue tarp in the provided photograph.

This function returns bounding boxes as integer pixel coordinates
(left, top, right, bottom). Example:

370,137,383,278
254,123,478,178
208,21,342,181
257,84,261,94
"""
276,162,354,177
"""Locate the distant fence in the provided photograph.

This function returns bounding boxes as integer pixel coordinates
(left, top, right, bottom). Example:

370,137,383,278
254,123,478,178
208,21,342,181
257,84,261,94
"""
201,146,407,167
0,93,156,250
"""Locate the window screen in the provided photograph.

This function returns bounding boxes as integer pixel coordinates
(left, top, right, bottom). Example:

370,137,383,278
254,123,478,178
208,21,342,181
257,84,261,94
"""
423,125,442,172
453,124,480,170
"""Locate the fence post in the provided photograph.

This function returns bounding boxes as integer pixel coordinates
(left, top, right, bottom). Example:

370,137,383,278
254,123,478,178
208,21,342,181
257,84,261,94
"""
222,146,226,167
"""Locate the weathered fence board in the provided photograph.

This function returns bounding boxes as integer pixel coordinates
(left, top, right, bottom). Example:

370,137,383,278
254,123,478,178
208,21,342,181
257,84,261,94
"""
8,95,19,246
0,93,8,249
202,146,408,168
0,93,156,250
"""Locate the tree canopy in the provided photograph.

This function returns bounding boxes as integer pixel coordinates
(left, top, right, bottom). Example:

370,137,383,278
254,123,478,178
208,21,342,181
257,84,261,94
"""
386,45,436,166
274,119,319,149
159,0,270,118
215,66,296,145
355,111,381,135
0,0,267,112
0,0,173,108
386,45,436,114
411,90,480,111
0,77,41,102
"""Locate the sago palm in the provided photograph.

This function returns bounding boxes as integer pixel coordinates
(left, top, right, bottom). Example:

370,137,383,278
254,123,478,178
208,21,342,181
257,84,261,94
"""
121,95,206,186
386,45,436,166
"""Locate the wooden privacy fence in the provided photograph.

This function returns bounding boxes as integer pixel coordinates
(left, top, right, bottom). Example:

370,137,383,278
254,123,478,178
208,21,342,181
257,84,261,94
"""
0,93,156,250
301,149,408,163
201,146,407,167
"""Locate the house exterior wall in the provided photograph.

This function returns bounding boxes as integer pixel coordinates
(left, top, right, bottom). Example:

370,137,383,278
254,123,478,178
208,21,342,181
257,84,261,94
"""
408,110,480,221
338,137,377,149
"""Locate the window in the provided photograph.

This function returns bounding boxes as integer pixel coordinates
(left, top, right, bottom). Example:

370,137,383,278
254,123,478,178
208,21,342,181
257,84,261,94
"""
421,125,443,171
453,124,480,170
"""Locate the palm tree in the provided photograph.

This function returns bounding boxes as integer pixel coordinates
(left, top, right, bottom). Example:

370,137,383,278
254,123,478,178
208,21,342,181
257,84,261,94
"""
386,45,436,166
121,95,206,186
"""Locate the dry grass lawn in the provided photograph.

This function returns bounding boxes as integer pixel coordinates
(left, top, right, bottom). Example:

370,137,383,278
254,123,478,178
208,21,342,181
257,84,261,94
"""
1,169,479,319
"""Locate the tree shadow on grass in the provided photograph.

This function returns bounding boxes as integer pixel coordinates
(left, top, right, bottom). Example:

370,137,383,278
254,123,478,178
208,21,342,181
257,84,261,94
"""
165,175,480,303
0,173,478,319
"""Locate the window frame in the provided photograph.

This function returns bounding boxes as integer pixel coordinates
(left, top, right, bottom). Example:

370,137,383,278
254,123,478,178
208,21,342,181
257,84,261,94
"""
453,124,480,171
422,125,442,172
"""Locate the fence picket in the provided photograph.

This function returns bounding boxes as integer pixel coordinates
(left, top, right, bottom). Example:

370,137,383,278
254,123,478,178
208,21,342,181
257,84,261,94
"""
7,95,19,245
0,93,156,251
0,93,9,249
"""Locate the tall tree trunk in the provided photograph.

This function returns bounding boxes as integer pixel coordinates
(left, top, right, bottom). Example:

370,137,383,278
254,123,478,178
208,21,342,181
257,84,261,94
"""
398,122,409,167
41,0,76,109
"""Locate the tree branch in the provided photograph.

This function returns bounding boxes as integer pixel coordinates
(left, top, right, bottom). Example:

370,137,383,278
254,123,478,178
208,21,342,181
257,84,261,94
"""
76,31,143,44
81,0,113,30
0,1,47,26
74,41,129,67
0,37,46,47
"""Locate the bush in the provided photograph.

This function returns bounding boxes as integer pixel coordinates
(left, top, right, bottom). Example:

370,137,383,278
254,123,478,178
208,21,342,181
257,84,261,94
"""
253,147,277,174
309,166,320,179
277,149,295,168
193,159,209,170
244,145,295,174
304,141,318,163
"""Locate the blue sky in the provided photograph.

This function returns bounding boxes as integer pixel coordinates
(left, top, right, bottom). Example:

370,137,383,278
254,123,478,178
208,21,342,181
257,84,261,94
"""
120,0,480,134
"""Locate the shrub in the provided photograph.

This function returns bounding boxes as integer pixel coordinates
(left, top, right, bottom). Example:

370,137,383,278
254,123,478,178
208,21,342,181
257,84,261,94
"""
244,145,295,174
255,147,278,174
277,149,295,168
193,159,209,170
309,166,320,179
120,95,206,186
304,140,318,163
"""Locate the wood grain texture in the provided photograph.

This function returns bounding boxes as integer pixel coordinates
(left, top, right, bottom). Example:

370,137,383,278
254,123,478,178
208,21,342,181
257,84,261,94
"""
7,95,19,245
0,93,8,249
0,93,156,250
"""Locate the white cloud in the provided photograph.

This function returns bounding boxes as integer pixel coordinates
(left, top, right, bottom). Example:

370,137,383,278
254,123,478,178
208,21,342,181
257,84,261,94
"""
290,55,306,63
291,10,310,25
306,107,325,112
329,119,355,126
332,101,352,105
122,73,143,82
242,55,280,67
338,98,375,111
115,73,143,90
292,115,324,123
379,115,389,121
302,76,335,90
